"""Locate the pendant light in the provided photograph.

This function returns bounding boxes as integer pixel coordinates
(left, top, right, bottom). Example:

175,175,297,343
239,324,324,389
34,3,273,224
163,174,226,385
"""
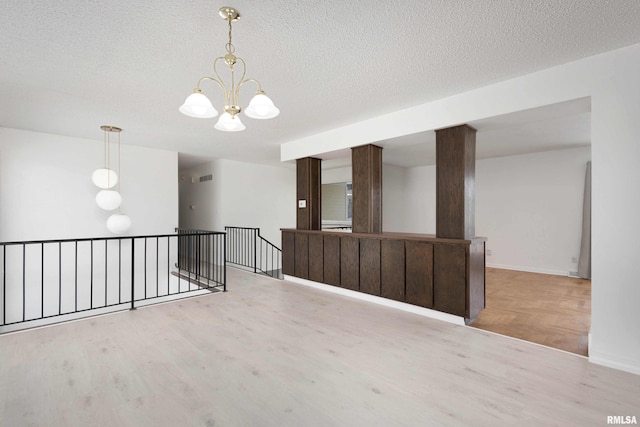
107,125,131,234
179,6,279,131
95,125,131,234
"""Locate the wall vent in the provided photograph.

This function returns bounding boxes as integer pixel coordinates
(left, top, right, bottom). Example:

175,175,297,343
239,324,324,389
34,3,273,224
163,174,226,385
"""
199,174,213,183
568,271,579,278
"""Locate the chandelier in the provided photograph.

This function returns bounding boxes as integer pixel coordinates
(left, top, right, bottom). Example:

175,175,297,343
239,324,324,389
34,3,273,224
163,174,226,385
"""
179,6,279,132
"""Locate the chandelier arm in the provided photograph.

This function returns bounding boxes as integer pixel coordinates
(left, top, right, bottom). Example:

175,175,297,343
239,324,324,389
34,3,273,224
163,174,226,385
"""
196,76,229,107
237,78,264,94
232,58,250,101
211,57,232,106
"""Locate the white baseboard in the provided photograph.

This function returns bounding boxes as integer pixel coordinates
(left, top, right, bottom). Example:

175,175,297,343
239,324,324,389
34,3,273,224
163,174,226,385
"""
588,334,640,376
486,263,568,277
589,353,640,376
283,275,465,326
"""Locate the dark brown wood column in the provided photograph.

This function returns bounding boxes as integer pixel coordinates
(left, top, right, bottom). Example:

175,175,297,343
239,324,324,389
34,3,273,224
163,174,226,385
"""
296,157,321,230
436,124,476,239
351,144,382,233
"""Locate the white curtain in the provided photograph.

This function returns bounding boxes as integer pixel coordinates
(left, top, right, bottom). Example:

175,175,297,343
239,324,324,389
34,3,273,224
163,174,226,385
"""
577,161,591,279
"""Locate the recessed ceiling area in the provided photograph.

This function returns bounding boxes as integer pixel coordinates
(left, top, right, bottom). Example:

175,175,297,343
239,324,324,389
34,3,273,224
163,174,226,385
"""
319,97,591,170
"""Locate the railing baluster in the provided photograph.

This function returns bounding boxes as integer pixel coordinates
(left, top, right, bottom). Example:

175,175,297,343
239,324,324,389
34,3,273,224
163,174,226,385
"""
253,229,257,273
2,245,5,325
105,240,108,308
22,244,26,322
41,243,44,318
130,238,135,310
118,240,122,304
75,241,78,312
58,242,62,315
176,234,181,294
90,240,94,309
207,234,211,280
156,236,159,298
144,238,147,300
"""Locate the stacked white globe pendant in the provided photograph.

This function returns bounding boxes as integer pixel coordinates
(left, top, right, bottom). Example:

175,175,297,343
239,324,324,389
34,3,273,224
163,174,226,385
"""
96,189,122,210
106,213,132,234
92,126,131,234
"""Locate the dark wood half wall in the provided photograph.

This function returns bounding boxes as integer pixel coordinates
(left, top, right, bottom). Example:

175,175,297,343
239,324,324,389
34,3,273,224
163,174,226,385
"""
340,236,360,291
381,240,405,301
405,241,434,308
323,235,341,286
359,238,381,295
282,229,486,322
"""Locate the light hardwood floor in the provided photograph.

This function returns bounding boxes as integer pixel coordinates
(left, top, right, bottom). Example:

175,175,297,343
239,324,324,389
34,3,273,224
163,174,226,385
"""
0,268,637,426
472,268,591,356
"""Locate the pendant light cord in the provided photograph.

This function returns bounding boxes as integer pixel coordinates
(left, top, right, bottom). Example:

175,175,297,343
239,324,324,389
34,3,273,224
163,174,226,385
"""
117,131,122,214
104,129,111,188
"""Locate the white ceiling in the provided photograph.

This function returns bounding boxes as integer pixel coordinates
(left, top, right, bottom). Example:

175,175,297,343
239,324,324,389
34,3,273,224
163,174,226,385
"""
320,97,591,169
1,1,637,169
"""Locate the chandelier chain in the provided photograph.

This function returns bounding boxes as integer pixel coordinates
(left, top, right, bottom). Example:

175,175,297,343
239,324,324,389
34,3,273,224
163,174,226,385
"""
226,18,235,54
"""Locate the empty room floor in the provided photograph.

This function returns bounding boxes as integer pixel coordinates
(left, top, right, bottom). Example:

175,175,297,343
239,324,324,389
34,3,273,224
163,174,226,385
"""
472,268,591,356
0,268,636,426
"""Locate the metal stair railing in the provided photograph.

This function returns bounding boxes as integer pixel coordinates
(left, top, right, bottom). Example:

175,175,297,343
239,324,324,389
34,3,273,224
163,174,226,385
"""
224,226,282,279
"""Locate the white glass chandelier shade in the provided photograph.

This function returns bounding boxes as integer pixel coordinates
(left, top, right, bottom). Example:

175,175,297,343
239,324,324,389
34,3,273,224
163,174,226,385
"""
91,168,118,189
214,112,246,132
244,93,280,119
95,190,122,211
107,213,131,234
179,91,218,118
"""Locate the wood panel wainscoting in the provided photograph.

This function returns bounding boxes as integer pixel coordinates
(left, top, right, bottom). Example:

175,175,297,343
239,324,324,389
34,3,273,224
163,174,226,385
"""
282,229,486,322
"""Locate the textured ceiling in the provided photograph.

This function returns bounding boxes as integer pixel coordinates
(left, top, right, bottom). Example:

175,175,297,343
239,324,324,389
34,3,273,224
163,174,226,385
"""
1,1,638,168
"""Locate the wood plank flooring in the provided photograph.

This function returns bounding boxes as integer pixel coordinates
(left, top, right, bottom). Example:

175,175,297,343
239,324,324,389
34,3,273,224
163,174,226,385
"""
472,268,591,356
0,268,636,427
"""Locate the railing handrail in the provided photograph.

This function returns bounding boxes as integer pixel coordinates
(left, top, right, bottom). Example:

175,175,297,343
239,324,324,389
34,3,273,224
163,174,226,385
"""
225,226,259,231
175,228,224,234
256,232,281,254
1,231,225,247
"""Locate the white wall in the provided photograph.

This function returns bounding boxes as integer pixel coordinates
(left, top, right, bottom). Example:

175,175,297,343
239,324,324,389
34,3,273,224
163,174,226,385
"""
322,166,351,184
178,161,220,232
382,163,407,232
402,147,590,275
280,43,640,374
0,127,178,241
322,183,348,221
179,159,295,247
477,148,590,275
404,164,436,234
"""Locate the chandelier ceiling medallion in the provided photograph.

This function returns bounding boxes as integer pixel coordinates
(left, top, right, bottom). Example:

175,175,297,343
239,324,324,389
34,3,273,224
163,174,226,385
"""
179,6,279,132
